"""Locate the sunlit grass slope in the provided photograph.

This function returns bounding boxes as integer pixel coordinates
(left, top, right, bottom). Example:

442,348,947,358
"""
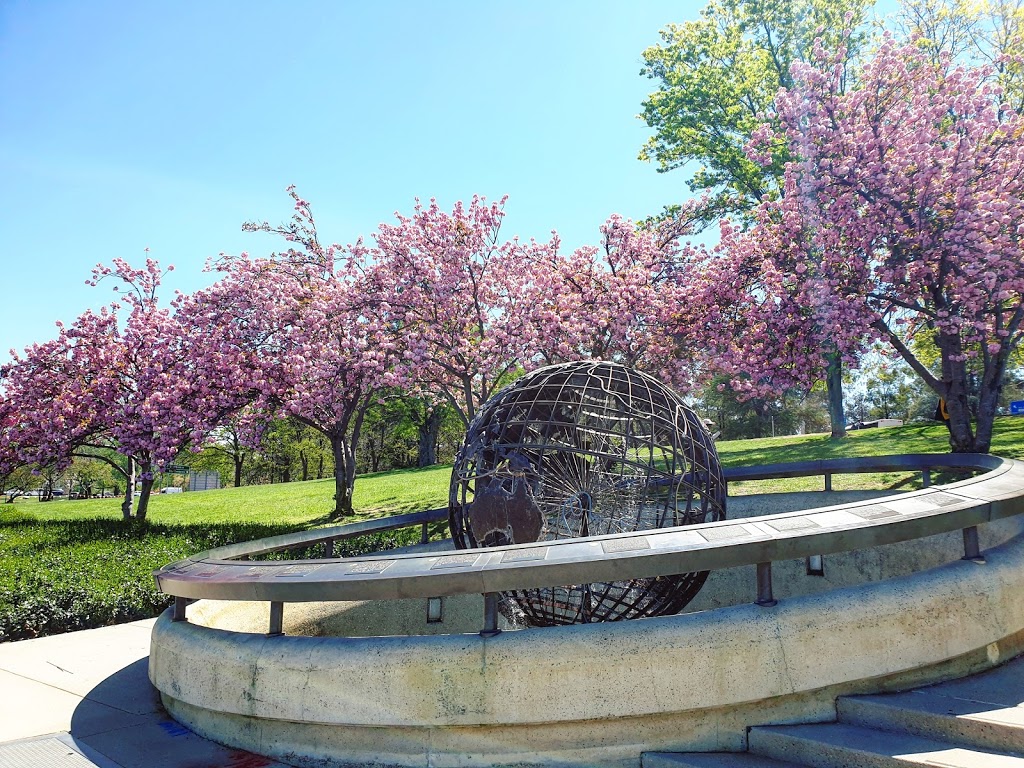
13,416,1024,524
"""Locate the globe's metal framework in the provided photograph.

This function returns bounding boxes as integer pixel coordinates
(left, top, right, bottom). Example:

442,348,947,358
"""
449,360,726,626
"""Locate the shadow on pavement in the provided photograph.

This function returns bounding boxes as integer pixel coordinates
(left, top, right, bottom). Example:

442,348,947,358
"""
71,654,279,768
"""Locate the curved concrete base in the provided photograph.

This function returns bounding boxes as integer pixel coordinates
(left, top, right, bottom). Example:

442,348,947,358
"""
150,521,1024,767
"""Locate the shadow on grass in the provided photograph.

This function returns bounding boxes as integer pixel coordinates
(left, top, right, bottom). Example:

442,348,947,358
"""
357,463,453,481
0,514,305,549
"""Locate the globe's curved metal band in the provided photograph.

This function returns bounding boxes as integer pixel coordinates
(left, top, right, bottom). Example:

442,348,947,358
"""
154,454,1024,606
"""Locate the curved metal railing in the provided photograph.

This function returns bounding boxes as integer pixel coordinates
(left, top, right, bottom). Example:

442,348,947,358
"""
154,453,1024,635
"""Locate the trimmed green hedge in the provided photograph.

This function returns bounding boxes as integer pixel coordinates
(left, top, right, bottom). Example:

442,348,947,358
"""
0,514,419,642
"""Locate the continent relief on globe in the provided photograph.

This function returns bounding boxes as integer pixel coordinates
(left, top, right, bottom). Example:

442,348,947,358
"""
467,478,544,548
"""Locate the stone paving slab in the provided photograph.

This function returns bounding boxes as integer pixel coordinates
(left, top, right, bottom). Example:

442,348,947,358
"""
751,722,1024,767
0,620,155,703
643,751,803,767
912,652,1024,708
0,618,288,768
0,668,144,742
0,733,122,768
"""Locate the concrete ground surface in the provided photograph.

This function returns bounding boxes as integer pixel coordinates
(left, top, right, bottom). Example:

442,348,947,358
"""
0,618,286,768
5,617,1024,768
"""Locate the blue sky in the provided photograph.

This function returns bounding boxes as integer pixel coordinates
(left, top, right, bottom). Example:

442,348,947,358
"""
0,1,700,360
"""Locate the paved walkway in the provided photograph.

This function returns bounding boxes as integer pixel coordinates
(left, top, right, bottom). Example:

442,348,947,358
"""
0,618,285,768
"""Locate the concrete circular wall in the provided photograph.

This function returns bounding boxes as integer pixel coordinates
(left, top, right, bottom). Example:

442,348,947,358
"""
149,506,1024,767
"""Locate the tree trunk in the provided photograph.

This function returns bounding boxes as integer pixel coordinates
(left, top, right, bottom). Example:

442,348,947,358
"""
418,406,443,467
939,334,977,452
120,458,136,520
973,342,1010,454
135,472,155,521
825,351,846,439
233,456,243,487
317,455,324,480
330,433,355,518
974,380,1000,454
300,451,310,482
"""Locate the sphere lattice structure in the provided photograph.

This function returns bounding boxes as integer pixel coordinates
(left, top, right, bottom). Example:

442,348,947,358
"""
449,360,726,627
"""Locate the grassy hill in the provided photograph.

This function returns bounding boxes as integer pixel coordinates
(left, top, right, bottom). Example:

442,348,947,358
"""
2,416,1022,641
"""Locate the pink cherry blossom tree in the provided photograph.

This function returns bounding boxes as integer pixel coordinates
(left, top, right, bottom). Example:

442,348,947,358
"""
195,188,392,517
372,196,545,427
525,214,700,392
0,258,239,519
723,35,1024,452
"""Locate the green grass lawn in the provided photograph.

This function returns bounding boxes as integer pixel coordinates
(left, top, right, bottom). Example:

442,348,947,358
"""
3,416,1023,642
10,463,450,526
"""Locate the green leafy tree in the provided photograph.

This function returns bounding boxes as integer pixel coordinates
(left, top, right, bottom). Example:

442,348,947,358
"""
67,457,113,499
356,394,459,474
639,0,871,227
697,375,805,440
639,0,872,438
1,465,41,503
193,417,252,488
895,0,1024,109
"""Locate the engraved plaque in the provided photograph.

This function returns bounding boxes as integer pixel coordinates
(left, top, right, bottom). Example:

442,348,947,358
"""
194,565,226,578
601,537,651,554
345,560,392,575
767,517,819,532
699,526,751,542
851,505,899,520
431,553,482,569
228,566,265,579
274,564,324,578
501,547,548,563
925,492,967,507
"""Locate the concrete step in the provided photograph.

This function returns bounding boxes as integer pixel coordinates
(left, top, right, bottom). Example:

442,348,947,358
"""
749,722,1024,767
839,689,1024,756
642,752,802,767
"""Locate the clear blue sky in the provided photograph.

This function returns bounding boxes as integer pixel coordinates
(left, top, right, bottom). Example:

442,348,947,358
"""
0,1,699,360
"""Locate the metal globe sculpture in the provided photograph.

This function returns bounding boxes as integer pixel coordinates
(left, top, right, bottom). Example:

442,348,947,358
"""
449,360,726,627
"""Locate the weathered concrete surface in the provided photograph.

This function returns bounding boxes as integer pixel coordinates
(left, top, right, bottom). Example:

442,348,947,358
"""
838,656,1024,755
188,593,490,637
689,500,1024,612
748,722,1024,767
0,618,288,768
150,521,1024,767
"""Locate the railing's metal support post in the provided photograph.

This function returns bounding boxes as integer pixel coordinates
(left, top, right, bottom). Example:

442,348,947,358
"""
268,601,284,636
480,593,501,637
922,470,931,488
755,562,777,607
963,526,986,563
824,473,833,492
172,596,188,622
421,522,429,544
323,538,334,558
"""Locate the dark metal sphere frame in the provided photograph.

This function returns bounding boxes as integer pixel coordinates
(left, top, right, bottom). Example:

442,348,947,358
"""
154,454,1024,635
447,360,726,626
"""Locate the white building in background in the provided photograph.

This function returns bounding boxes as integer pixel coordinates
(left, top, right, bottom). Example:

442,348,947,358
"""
188,470,221,492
